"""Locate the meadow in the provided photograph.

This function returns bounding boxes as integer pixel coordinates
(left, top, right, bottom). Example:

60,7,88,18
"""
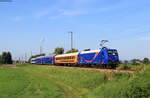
0,64,150,98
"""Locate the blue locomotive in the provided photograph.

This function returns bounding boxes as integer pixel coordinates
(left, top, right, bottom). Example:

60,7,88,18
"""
78,48,119,66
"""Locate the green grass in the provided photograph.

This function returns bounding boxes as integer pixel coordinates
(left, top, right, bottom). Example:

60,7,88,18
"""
117,63,147,71
0,64,150,98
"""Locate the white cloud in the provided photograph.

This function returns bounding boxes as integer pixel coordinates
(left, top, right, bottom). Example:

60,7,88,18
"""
48,9,87,20
35,0,124,20
35,0,96,20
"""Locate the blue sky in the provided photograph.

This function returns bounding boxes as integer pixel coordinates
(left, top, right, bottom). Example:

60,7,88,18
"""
0,0,150,60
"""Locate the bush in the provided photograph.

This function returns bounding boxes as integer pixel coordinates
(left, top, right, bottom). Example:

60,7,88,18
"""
123,68,150,98
117,64,131,70
93,65,150,98
143,57,149,64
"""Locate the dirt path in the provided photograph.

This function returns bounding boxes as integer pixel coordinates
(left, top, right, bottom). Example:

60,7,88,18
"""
20,67,86,98
0,65,17,68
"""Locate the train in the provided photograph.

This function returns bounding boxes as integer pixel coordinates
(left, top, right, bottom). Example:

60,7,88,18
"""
30,47,119,68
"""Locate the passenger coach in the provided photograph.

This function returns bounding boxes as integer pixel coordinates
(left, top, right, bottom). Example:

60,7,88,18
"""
55,52,78,65
34,55,55,65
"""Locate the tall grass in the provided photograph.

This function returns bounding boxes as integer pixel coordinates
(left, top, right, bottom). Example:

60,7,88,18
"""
0,64,150,98
93,64,150,98
117,63,146,71
0,67,64,98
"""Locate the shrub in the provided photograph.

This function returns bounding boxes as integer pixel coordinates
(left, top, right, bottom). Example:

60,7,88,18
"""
143,57,149,64
117,64,131,70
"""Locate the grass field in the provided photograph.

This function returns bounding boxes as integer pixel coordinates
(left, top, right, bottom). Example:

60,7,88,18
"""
0,64,150,98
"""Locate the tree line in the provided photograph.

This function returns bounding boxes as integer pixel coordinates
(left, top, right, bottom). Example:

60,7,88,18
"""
0,52,13,64
53,47,78,55
120,57,150,65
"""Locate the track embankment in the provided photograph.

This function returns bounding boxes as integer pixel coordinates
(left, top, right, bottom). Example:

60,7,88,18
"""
46,65,135,73
0,65,17,68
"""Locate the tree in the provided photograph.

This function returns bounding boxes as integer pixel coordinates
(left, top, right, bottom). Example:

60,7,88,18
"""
7,52,13,64
66,48,78,54
54,47,64,55
0,55,2,64
1,52,13,64
143,57,149,64
2,52,7,64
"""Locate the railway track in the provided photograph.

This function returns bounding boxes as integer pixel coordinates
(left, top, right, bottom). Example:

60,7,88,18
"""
35,64,135,73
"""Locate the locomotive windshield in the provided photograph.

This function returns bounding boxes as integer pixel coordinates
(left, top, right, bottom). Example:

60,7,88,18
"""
108,51,118,55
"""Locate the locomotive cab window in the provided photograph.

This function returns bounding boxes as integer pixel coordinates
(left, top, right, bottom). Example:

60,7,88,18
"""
108,51,118,55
